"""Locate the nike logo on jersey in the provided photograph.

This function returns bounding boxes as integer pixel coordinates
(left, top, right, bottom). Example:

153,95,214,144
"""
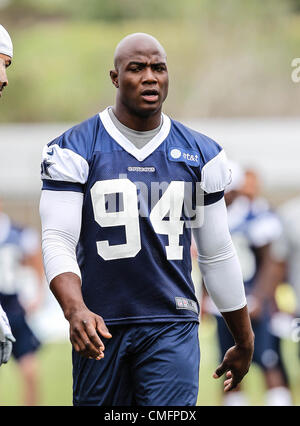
47,148,54,156
168,147,200,166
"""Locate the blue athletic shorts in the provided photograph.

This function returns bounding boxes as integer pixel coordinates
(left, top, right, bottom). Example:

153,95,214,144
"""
72,321,200,406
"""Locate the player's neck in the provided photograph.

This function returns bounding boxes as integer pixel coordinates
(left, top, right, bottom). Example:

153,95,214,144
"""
112,105,162,132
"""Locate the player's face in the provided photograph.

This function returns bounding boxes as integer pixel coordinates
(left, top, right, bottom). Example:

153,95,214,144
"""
0,53,11,98
114,50,169,118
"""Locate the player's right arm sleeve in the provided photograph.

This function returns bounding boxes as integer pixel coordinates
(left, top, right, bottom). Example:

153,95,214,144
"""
41,125,90,192
192,197,247,312
39,190,83,285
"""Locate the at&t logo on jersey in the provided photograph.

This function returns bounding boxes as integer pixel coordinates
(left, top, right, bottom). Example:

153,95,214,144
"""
168,147,200,166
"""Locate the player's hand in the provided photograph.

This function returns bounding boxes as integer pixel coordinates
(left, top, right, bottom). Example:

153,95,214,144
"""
67,307,112,360
213,343,253,392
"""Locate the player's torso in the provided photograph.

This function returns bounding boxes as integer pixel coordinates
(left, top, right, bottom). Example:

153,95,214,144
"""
78,117,203,324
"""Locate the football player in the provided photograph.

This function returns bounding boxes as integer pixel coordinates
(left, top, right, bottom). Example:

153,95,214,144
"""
0,23,15,367
213,166,292,405
39,33,254,406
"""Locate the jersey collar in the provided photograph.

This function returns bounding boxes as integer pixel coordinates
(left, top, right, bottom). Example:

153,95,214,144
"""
99,107,171,162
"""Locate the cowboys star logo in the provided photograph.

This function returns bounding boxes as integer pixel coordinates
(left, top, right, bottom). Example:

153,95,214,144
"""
41,158,54,178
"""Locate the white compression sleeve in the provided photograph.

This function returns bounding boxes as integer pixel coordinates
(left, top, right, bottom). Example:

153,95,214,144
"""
192,197,247,312
39,190,83,285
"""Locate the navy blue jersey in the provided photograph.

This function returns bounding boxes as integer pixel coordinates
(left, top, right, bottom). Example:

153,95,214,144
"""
41,108,231,325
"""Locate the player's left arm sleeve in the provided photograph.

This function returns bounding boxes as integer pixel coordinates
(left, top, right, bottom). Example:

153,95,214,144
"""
192,197,247,312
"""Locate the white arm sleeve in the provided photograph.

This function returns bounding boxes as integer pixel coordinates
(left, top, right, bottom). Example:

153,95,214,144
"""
192,197,247,312
39,190,83,285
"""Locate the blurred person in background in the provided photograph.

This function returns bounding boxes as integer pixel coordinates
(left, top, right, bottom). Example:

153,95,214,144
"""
0,199,45,405
207,163,293,406
270,195,300,358
0,23,15,367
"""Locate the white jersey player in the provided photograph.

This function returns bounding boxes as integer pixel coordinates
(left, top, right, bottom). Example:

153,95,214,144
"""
0,23,15,366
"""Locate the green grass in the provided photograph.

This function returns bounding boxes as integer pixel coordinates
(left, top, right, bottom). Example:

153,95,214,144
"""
197,316,300,406
0,341,73,406
1,318,299,406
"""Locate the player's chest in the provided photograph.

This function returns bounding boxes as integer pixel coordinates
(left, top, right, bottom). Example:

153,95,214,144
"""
86,149,199,189
84,149,200,221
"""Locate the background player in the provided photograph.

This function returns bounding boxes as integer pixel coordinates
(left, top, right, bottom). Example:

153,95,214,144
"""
211,164,292,405
39,33,254,406
270,195,300,358
0,201,45,405
0,23,15,367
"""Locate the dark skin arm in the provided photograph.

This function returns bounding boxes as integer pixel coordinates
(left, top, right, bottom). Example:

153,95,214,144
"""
213,305,254,392
50,272,112,360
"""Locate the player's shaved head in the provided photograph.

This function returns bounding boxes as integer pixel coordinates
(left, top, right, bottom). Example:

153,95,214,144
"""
113,33,167,70
110,32,169,130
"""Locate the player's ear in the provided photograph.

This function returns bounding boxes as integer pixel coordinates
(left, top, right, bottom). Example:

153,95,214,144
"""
110,70,119,88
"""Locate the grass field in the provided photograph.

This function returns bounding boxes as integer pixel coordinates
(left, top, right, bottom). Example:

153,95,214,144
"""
1,316,299,406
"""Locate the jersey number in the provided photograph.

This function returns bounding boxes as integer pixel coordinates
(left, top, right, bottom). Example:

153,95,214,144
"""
91,179,185,261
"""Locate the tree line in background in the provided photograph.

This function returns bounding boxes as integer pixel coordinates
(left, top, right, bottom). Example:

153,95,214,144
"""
1,0,300,23
0,0,299,122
